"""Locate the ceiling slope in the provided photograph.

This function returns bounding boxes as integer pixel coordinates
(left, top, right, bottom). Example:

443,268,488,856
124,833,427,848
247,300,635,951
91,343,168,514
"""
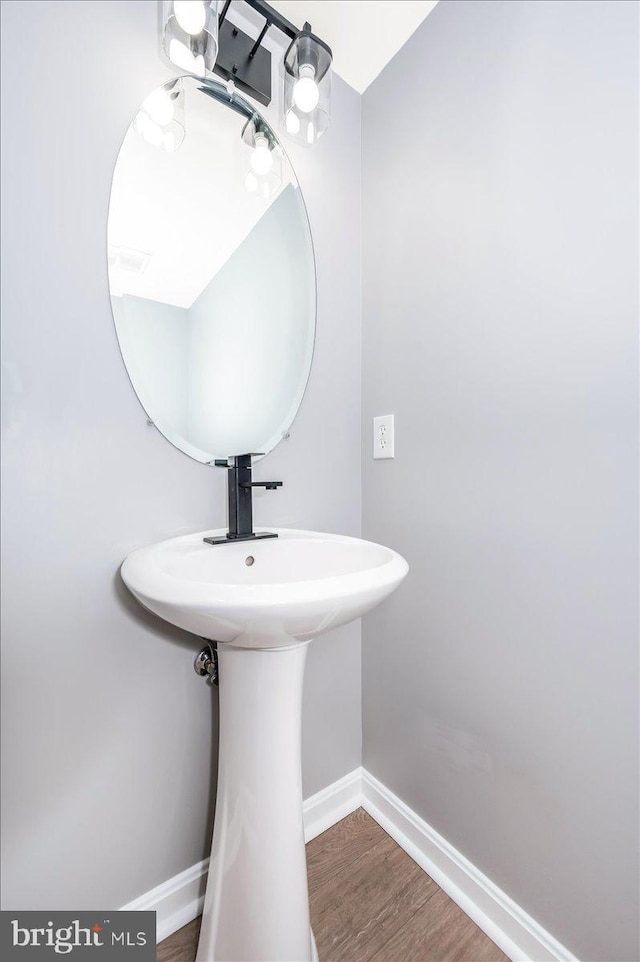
270,0,439,93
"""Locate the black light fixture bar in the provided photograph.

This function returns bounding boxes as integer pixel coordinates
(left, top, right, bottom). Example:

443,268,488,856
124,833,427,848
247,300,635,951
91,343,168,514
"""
243,0,299,41
219,0,232,24
212,0,315,107
249,19,271,59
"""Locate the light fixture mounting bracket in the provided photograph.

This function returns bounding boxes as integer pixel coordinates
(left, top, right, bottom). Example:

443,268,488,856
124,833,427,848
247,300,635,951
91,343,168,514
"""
212,0,329,107
214,17,273,106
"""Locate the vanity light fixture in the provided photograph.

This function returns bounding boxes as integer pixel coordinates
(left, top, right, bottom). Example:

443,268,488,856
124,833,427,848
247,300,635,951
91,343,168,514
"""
134,78,186,151
160,1,332,145
161,0,220,77
283,22,331,146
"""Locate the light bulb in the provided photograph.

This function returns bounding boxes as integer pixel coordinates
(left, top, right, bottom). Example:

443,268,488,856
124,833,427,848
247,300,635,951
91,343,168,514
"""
293,64,319,113
244,171,258,193
142,88,174,126
169,37,205,75
174,0,206,35
285,110,300,135
135,111,164,147
146,120,163,148
307,122,315,144
251,135,273,175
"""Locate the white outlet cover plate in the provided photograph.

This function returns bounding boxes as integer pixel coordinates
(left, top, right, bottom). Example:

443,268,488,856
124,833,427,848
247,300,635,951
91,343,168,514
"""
373,414,395,460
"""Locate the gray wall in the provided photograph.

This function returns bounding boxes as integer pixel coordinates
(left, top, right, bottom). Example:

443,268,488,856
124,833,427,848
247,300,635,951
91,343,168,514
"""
361,2,638,961
0,0,361,911
3,0,637,955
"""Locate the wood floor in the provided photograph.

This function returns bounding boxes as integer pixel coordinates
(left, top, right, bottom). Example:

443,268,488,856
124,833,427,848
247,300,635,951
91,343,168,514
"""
157,808,510,962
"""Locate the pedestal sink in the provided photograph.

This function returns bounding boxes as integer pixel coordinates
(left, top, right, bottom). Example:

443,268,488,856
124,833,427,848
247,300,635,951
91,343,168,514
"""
121,528,408,962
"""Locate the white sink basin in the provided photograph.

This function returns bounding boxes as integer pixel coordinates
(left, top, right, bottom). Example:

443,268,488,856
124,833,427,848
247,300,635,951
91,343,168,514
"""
121,527,408,962
121,527,408,648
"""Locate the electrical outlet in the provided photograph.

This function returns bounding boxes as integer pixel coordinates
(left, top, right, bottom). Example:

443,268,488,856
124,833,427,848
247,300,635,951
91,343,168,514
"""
373,414,395,459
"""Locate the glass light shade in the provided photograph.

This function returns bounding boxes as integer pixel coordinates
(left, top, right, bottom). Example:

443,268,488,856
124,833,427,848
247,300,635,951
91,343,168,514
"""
134,78,185,152
283,24,331,147
242,119,282,199
161,0,219,78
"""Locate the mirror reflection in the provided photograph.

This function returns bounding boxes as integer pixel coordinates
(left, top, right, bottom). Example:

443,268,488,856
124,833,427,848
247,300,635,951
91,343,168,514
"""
108,76,316,462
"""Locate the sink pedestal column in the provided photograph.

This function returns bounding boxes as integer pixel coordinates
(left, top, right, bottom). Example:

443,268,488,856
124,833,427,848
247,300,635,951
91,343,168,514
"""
196,641,315,962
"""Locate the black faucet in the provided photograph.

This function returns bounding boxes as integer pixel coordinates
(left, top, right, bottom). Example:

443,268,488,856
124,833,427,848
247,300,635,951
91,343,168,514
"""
203,454,282,546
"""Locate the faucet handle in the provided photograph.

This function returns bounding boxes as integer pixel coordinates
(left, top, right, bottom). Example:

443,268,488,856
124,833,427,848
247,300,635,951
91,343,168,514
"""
239,481,283,490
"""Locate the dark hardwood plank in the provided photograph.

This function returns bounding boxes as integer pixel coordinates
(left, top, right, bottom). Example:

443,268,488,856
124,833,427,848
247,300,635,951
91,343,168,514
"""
156,917,200,962
368,888,510,962
307,808,389,896
310,834,438,962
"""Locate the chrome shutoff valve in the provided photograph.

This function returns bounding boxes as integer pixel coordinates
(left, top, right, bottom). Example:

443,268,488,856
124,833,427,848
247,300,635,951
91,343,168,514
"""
194,643,218,686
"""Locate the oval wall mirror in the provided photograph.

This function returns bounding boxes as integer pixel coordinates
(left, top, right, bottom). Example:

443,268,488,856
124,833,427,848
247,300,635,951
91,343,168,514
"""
108,76,316,463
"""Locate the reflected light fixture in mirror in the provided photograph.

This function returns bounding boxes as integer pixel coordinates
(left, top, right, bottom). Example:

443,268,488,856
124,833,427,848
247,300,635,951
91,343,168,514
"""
162,0,219,78
242,118,282,198
134,78,186,152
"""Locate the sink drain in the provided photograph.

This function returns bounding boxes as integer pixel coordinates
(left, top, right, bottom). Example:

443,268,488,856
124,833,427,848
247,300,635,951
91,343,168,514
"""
245,555,255,566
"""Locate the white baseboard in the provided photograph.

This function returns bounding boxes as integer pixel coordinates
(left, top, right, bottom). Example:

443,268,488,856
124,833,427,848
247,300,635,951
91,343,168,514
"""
122,766,578,962
360,769,577,962
120,858,209,943
303,767,363,842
